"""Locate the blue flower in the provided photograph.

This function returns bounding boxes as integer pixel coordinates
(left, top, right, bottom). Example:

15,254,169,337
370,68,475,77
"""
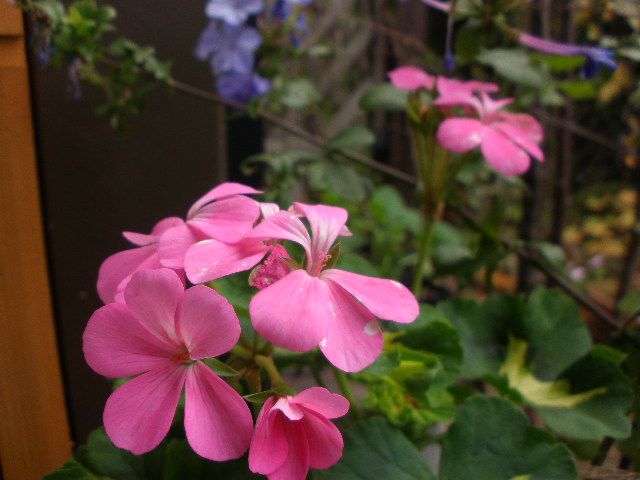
271,0,310,46
205,0,265,26
195,22,262,74
216,71,271,104
580,47,617,79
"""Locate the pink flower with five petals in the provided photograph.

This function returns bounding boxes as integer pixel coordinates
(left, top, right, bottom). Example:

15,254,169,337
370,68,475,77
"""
83,268,254,460
247,203,420,372
249,387,349,480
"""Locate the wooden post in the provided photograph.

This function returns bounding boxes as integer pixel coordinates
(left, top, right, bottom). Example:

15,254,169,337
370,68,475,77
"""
0,3,73,479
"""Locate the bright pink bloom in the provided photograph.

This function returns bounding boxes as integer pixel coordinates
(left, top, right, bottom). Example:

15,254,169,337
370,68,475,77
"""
97,217,184,304
249,387,349,480
436,92,544,175
388,66,436,91
83,268,253,459
248,203,420,372
158,182,261,269
249,244,292,290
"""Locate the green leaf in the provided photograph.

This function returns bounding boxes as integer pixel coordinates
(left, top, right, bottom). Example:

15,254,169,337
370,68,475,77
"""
440,396,578,480
243,390,276,404
532,53,585,72
326,126,375,152
314,417,436,479
618,289,640,316
279,78,321,110
359,84,408,111
559,80,597,100
537,352,633,440
42,460,98,480
477,49,548,88
202,357,241,377
74,428,145,478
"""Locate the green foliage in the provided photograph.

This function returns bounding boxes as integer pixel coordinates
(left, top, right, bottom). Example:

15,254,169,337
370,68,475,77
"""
359,83,408,111
277,78,322,110
619,289,640,317
477,49,548,88
313,417,436,480
440,396,578,480
326,126,376,152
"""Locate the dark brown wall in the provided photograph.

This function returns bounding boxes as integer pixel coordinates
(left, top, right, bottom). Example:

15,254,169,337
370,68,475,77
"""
27,1,254,444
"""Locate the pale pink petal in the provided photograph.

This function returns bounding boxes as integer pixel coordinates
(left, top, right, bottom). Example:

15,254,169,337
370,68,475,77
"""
388,66,435,91
260,202,281,218
122,217,184,246
189,195,261,244
480,92,514,116
272,397,305,420
301,410,344,469
83,303,176,378
494,122,544,162
250,270,331,351
97,245,159,304
499,112,544,143
249,211,312,260
267,420,309,480
434,78,482,111
322,269,419,324
184,238,269,284
158,224,207,269
437,118,485,153
249,397,288,475
175,285,240,359
187,182,262,219
481,127,532,176
320,282,383,372
184,363,253,461
104,363,186,455
464,79,500,93
123,269,184,343
293,203,348,258
291,387,350,419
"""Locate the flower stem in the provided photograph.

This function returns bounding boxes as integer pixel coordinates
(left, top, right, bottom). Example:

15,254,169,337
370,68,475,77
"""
254,354,291,393
332,367,361,419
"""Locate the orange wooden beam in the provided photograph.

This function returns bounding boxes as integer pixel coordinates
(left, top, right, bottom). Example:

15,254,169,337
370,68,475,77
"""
0,3,73,479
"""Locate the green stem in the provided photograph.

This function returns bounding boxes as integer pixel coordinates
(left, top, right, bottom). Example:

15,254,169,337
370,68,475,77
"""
332,367,361,419
254,354,291,393
412,217,436,296
231,344,253,360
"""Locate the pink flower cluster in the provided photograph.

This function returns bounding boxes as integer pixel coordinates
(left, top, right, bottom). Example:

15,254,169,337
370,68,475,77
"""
389,66,544,176
85,183,420,478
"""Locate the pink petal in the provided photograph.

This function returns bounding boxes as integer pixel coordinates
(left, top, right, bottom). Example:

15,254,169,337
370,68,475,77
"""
123,269,184,344
184,238,269,284
272,397,305,421
97,245,159,304
249,244,292,290
494,122,544,162
122,217,184,246
83,303,176,378
267,420,309,480
189,195,261,244
249,211,312,258
499,112,544,143
481,127,532,176
260,202,281,218
320,282,383,372
479,92,513,116
323,269,419,324
104,363,186,455
301,410,344,469
187,182,262,219
293,203,349,258
291,387,350,419
158,224,207,270
184,363,253,461
250,270,331,352
437,118,485,153
175,285,240,360
387,66,435,91
249,397,288,475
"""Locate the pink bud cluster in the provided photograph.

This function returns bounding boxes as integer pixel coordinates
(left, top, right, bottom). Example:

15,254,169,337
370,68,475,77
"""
85,183,420,479
389,66,544,176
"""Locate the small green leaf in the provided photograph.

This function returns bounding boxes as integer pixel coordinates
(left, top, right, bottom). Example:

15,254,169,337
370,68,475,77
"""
440,396,578,480
314,417,436,479
618,289,640,316
244,390,276,404
42,460,98,480
326,126,375,152
202,358,241,377
359,84,408,111
477,49,548,87
532,53,585,72
279,78,321,110
559,80,597,100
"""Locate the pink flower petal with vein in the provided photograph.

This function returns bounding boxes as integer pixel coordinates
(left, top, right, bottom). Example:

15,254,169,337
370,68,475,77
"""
481,128,531,176
494,122,544,162
97,245,160,304
185,238,269,284
184,363,253,461
250,270,331,351
189,195,260,243
187,182,262,219
320,282,383,372
249,397,288,475
437,118,485,153
266,419,309,480
123,217,184,246
302,411,344,469
104,363,186,455
388,66,435,91
322,269,419,324
175,285,240,359
290,387,350,419
249,211,312,258
158,223,207,269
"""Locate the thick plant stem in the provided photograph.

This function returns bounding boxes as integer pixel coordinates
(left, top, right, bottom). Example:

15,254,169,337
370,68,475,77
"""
332,367,361,419
413,217,436,296
254,354,287,390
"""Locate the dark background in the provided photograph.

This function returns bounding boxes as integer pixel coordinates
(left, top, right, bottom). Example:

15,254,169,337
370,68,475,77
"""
27,1,262,444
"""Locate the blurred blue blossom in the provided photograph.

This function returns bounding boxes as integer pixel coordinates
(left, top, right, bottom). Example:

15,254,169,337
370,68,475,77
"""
205,0,265,26
217,71,271,104
195,22,262,74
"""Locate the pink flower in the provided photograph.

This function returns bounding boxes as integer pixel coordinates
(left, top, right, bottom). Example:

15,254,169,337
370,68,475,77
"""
249,387,349,480
83,268,253,459
436,92,544,175
388,66,436,91
97,217,184,304
157,182,262,269
248,203,420,372
249,244,292,290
